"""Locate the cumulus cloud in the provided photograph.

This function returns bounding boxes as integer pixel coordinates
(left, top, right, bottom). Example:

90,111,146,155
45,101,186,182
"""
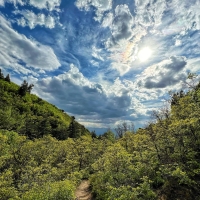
2,0,61,11
111,62,131,76
75,0,200,78
135,0,166,27
102,5,137,75
186,58,200,73
102,12,113,28
33,64,158,128
0,15,60,74
103,0,166,71
15,10,56,29
75,0,112,22
0,0,4,6
111,4,134,42
33,64,134,126
28,0,61,11
151,0,200,39
165,0,200,31
137,56,187,89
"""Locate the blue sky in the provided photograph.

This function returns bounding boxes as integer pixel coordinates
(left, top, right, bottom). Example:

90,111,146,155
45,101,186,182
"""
0,0,200,133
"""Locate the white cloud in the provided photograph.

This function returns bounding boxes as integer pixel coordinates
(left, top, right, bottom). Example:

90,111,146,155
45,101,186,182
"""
1,0,61,10
32,63,160,128
75,0,90,11
24,53,177,130
135,0,166,27
4,0,25,6
136,56,187,90
0,0,5,6
45,15,56,28
75,2,146,76
103,5,137,75
4,0,61,11
111,4,134,42
75,0,200,79
157,0,200,35
0,15,60,74
102,12,113,28
75,0,112,22
186,58,200,73
28,0,61,11
175,39,182,46
33,64,141,127
16,10,56,29
91,46,104,61
111,62,130,76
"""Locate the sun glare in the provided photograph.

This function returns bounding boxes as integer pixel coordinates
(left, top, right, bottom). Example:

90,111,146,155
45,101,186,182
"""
138,47,152,62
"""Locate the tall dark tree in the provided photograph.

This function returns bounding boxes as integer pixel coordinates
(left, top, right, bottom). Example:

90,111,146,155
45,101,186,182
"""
91,130,97,138
18,80,34,96
4,74,11,82
27,83,34,93
0,69,4,79
68,116,76,138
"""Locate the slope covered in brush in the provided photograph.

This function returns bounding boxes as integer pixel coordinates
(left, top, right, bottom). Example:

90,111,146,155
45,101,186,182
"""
0,74,90,140
89,82,200,200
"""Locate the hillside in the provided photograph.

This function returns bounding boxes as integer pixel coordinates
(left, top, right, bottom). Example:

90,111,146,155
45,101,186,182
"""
88,81,200,200
0,73,90,140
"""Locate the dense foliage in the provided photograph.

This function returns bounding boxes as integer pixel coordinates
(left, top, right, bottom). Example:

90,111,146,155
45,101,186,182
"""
0,73,200,199
0,76,90,140
0,131,113,199
89,83,200,200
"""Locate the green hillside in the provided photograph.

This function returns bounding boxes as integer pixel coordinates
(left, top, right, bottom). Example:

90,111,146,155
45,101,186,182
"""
0,73,90,140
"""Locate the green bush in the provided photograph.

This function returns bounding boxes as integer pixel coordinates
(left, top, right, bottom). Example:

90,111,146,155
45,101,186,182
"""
22,180,75,200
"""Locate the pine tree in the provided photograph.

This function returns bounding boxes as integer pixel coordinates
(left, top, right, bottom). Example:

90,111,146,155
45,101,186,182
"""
0,69,4,79
18,80,34,96
68,116,76,138
4,74,10,82
18,80,28,96
27,83,34,93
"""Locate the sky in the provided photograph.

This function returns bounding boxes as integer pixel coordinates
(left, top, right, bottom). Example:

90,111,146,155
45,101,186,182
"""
0,0,200,134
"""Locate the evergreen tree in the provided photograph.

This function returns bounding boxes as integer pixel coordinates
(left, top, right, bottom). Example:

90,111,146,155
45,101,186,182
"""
68,116,76,138
18,80,34,96
4,74,10,82
91,130,97,138
0,69,4,79
27,83,34,93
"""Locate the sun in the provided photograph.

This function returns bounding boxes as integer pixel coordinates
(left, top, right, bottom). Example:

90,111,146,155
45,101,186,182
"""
138,47,152,62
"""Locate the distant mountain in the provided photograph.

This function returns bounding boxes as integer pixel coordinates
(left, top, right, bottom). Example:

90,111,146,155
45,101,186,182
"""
0,72,91,140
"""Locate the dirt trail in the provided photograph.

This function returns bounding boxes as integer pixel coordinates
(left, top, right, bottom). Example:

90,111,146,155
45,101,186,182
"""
75,180,93,200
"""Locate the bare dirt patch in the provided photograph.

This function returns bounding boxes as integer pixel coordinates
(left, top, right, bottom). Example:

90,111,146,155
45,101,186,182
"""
75,180,93,200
